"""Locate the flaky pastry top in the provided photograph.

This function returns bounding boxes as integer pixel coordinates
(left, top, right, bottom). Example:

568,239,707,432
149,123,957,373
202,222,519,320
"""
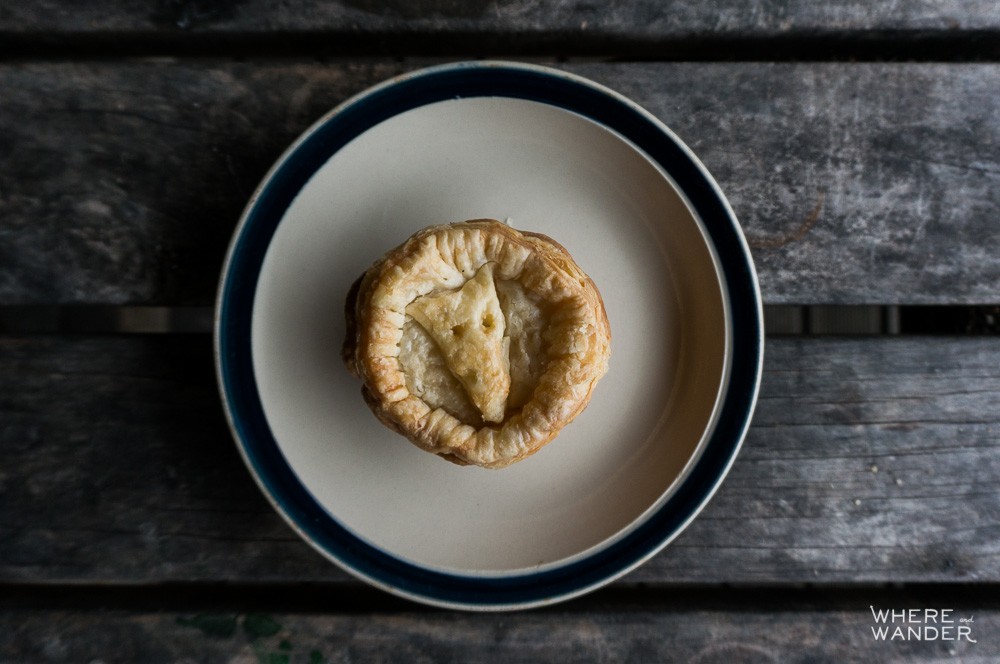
343,219,610,468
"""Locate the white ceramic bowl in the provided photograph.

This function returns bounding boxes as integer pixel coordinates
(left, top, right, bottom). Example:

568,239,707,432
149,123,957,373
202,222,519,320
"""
216,62,763,610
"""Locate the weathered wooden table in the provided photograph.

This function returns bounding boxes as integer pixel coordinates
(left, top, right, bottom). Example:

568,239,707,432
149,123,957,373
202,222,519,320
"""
3,2,1000,661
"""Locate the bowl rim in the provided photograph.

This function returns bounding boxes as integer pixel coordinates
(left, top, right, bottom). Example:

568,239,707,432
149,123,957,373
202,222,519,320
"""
214,60,764,611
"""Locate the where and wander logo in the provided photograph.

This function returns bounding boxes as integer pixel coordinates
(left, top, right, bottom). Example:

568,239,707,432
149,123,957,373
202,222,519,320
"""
870,607,977,643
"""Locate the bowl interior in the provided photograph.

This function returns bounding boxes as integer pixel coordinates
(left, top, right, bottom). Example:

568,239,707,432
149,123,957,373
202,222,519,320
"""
250,96,728,574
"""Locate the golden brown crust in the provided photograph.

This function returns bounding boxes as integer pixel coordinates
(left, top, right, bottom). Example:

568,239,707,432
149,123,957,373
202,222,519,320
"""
342,219,611,469
405,262,511,423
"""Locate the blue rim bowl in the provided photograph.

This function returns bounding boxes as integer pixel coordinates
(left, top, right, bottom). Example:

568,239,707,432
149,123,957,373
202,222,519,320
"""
215,61,763,610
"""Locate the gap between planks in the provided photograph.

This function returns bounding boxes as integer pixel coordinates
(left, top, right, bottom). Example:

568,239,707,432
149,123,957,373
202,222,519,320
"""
1,305,999,335
1,31,1000,62
3,582,1000,613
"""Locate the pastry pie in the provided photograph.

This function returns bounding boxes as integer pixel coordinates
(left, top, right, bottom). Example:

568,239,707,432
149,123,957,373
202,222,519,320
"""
342,219,611,468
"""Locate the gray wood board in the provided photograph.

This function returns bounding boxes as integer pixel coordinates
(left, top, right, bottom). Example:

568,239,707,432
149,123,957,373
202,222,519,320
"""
1,605,993,663
3,62,999,306
2,0,998,37
2,334,999,584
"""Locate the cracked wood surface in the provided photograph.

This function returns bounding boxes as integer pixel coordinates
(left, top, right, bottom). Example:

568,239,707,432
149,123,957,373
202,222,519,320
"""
4,2,998,659
2,605,995,662
2,61,998,305
2,335,998,585
3,0,999,37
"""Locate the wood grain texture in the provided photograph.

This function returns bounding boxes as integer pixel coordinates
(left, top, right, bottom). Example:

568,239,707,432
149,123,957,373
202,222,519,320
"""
2,335,999,585
2,61,998,306
2,0,998,36
0,61,402,306
1,605,994,663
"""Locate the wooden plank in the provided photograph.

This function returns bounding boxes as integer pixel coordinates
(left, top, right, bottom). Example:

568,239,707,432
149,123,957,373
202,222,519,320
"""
2,0,999,39
2,335,999,585
640,336,1000,584
2,61,998,305
1,603,994,661
0,335,322,582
